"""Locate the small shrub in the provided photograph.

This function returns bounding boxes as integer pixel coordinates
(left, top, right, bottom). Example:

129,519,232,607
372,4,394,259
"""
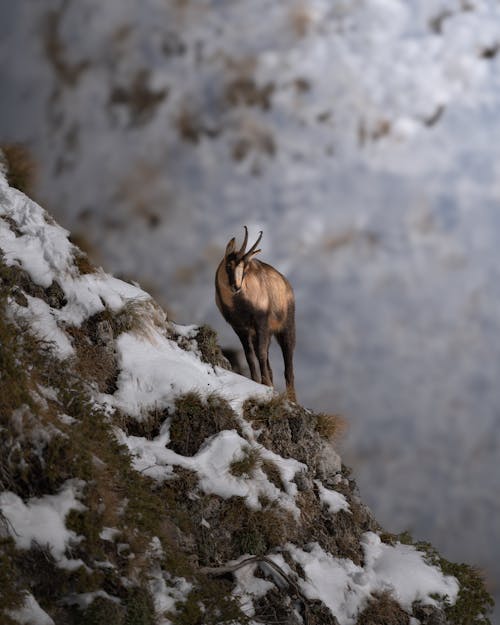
77,596,125,625
243,394,290,425
73,250,97,275
169,393,239,456
13,543,100,604
66,323,118,394
315,413,346,442
357,591,410,625
413,541,493,625
124,587,155,625
229,501,298,557
118,407,167,439
168,578,248,625
0,537,26,616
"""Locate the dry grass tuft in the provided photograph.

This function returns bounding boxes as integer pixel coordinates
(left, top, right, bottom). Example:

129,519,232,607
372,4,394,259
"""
357,591,410,625
0,143,37,196
66,323,118,394
315,413,347,442
194,324,231,370
243,393,290,425
222,498,298,558
69,233,99,275
261,459,287,491
116,406,167,440
169,393,240,457
113,298,166,340
229,446,261,479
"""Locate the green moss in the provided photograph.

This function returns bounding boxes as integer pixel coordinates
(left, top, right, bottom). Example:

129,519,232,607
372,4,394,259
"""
422,548,493,625
76,596,125,625
124,587,155,625
66,508,106,561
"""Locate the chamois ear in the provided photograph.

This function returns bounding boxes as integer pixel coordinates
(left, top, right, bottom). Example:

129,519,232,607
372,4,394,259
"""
225,237,236,256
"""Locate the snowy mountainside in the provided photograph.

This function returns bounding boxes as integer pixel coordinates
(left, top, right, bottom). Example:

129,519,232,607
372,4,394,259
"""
2,2,500,606
0,159,493,623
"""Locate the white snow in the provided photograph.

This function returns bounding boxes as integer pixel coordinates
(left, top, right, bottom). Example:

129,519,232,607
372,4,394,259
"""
0,186,74,289
117,427,303,517
12,296,74,358
315,480,350,514
149,567,192,624
232,558,275,619
0,480,86,571
107,331,272,418
288,533,459,625
6,593,55,625
99,527,121,542
0,174,150,350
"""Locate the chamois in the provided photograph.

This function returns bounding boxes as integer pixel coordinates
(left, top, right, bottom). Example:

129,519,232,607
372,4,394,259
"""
215,227,296,401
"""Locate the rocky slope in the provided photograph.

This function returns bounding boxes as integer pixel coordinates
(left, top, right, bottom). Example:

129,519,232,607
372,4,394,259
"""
0,151,494,624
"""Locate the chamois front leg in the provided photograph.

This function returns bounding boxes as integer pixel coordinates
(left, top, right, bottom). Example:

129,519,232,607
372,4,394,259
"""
252,334,273,385
236,328,259,382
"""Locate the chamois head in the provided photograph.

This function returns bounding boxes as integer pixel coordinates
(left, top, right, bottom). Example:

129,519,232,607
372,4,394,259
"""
223,226,263,293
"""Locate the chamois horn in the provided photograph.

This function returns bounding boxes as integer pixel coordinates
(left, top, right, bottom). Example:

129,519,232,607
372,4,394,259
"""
243,230,263,262
237,225,249,258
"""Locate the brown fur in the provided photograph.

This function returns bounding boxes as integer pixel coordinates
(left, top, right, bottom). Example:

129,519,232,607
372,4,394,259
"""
215,231,296,401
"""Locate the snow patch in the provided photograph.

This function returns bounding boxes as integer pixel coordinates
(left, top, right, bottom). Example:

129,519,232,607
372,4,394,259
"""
0,480,86,571
106,331,272,417
315,479,350,514
118,428,302,516
288,533,459,625
6,593,55,625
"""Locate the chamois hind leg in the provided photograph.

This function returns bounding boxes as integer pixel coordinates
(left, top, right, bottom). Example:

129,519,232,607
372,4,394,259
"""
252,333,273,385
276,319,296,402
236,329,259,383
255,323,273,387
